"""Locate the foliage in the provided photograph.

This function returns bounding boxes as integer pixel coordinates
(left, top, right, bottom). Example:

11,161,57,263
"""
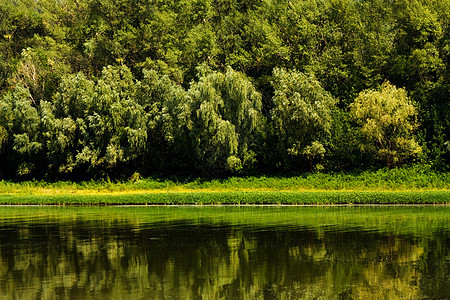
187,66,263,176
0,85,43,175
327,108,374,170
0,0,448,178
136,68,190,172
0,165,448,194
42,66,148,176
271,68,335,170
0,190,448,205
350,82,422,167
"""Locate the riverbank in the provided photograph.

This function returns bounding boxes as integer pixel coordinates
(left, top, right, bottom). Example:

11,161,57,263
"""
0,190,448,205
0,168,448,205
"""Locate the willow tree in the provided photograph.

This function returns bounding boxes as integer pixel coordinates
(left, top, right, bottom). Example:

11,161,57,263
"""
137,68,190,172
78,65,148,173
40,72,96,174
43,66,148,176
271,68,335,171
0,85,43,175
187,66,263,176
350,82,422,167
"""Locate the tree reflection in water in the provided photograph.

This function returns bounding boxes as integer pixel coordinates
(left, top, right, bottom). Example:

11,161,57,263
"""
0,206,448,299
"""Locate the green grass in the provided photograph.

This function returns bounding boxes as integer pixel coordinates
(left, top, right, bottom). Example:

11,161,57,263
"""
0,166,448,205
0,191,448,205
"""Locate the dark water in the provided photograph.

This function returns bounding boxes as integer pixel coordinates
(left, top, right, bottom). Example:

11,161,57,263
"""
0,206,448,299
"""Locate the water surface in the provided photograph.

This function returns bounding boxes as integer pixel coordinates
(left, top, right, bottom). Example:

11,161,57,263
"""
0,206,448,299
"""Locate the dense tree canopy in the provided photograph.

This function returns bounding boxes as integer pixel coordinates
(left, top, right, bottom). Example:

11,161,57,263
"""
0,0,448,178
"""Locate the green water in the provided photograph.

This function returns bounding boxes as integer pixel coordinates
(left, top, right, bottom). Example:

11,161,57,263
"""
0,206,448,299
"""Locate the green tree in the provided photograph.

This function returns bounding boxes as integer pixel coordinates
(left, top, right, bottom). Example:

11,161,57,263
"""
327,108,375,170
12,44,66,103
78,65,147,174
42,71,96,174
137,68,190,172
410,80,449,170
0,0,45,93
350,81,422,167
271,68,335,170
0,84,43,175
45,66,147,176
187,66,263,176
390,0,445,86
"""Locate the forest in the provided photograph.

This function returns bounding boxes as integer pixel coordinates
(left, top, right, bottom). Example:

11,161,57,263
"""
0,0,448,179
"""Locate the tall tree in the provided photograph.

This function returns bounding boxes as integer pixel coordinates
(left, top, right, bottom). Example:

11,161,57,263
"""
137,68,190,173
0,84,43,175
350,81,422,167
271,68,335,171
187,66,263,176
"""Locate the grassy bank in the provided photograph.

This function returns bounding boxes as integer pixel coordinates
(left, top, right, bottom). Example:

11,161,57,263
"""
0,167,448,205
0,191,448,205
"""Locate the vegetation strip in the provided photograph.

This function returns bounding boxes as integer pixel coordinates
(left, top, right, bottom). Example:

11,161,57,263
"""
0,191,448,205
0,0,448,180
1,169,447,205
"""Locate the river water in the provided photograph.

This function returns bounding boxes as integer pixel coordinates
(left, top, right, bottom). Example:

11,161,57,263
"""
0,206,448,299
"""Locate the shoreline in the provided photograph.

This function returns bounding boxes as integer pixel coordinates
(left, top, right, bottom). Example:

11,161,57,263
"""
0,203,448,207
0,190,448,205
